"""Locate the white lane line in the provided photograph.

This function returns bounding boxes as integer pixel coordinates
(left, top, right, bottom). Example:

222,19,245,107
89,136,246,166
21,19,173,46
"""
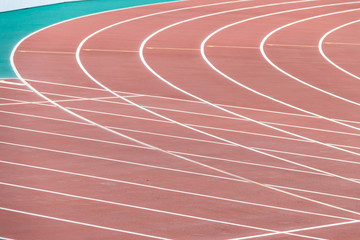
139,1,360,178
0,84,113,102
0,140,243,183
25,78,326,118
0,161,354,221
12,0,360,219
0,182,333,239
78,0,360,216
3,104,360,171
319,19,360,80
2,108,359,169
0,123,336,178
0,80,24,86
0,124,151,150
198,4,360,146
10,13,257,221
3,117,360,183
229,219,360,240
3,96,360,157
260,9,360,106
0,207,171,240
202,3,360,131
23,78,360,125
3,92,360,141
170,150,357,178
6,133,356,203
3,94,360,168
0,109,89,126
0,147,359,203
270,183,360,201
4,90,360,141
252,147,360,167
0,96,120,107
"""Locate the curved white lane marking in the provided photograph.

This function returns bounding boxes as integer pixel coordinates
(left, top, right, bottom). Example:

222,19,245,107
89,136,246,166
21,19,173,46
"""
229,219,360,240
139,2,360,170
76,0,360,217
12,0,360,221
319,19,360,80
74,0,360,217
19,77,360,126
4,105,360,170
201,5,360,130
12,0,284,205
260,10,360,106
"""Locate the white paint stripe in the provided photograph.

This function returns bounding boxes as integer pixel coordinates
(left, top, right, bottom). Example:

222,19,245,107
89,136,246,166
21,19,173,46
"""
253,147,360,166
12,0,360,219
197,3,360,151
0,182,332,238
0,123,333,178
0,80,24,86
78,0,360,216
3,92,360,141
260,9,360,107
0,140,243,182
268,183,360,201
23,78,360,125
0,161,354,221
229,220,360,240
0,124,149,150
0,207,171,239
0,96,119,106
139,1,360,180
0,105,360,175
3,103,360,171
0,143,359,203
3,115,360,182
319,19,360,80
0,109,89,126
2,97,360,163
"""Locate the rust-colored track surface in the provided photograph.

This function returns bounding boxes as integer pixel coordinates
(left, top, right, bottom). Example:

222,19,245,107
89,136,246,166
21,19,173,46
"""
2,0,360,239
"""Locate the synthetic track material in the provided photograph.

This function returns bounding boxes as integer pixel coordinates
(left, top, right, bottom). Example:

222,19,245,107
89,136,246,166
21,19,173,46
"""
2,0,360,239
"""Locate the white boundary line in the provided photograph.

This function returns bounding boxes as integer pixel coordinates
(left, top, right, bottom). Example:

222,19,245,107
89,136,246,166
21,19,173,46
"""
319,19,360,80
3,93,360,164
22,78,360,125
2,107,360,169
2,110,360,172
260,9,360,106
0,79,24,86
229,219,360,239
0,207,170,239
1,143,359,202
0,161,355,221
136,1,360,176
3,87,360,141
1,153,360,203
0,123,344,179
195,3,360,146
0,182,333,239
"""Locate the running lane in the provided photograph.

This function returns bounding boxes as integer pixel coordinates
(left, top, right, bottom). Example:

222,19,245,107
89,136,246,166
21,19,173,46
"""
8,0,360,239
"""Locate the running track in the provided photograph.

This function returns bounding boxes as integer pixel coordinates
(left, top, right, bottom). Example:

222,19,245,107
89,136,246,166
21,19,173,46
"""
2,0,360,239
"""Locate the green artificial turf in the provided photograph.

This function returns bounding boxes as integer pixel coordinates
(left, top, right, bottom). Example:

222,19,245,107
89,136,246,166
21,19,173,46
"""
0,0,179,78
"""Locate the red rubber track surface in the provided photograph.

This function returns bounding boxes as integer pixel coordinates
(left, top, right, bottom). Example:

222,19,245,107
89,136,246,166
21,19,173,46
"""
2,0,360,239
